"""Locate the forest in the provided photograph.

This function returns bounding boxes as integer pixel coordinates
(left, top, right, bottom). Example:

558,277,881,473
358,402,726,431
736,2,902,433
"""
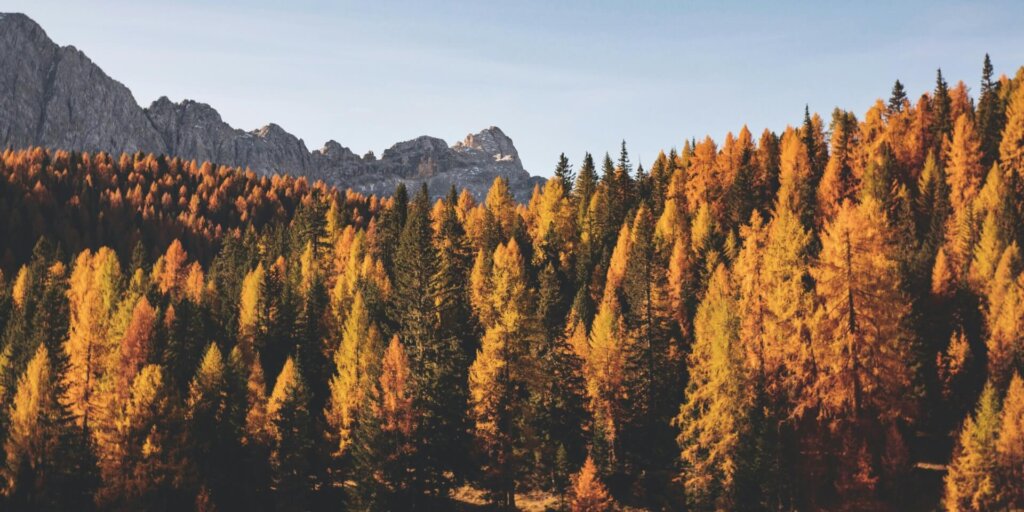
1,55,1024,511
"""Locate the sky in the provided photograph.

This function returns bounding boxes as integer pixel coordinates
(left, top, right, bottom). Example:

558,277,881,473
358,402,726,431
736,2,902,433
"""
7,0,1024,177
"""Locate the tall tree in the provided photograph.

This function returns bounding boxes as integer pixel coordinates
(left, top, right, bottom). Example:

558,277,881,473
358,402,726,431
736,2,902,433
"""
976,54,1005,168
809,199,915,499
944,383,1001,511
267,358,318,512
676,264,754,510
2,344,96,510
468,238,539,508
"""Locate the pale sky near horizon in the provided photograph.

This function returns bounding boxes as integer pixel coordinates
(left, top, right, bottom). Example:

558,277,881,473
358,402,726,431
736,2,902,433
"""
7,1,1024,177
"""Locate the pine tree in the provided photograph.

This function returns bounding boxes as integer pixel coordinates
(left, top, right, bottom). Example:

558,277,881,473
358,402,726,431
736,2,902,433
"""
933,69,953,152
619,206,679,485
351,335,419,509
186,344,248,511
554,153,575,194
575,152,598,225
976,55,1005,168
889,80,908,114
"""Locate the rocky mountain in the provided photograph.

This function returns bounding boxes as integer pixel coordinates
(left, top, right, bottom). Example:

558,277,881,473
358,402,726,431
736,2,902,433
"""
0,13,542,200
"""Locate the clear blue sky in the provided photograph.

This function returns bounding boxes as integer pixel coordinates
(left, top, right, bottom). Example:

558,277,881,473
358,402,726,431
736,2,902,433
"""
8,0,1024,176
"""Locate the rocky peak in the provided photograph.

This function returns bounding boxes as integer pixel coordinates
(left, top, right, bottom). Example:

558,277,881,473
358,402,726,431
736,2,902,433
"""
0,13,543,201
454,126,521,165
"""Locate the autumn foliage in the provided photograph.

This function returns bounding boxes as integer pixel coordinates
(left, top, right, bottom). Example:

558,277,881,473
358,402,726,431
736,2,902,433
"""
0,57,1023,510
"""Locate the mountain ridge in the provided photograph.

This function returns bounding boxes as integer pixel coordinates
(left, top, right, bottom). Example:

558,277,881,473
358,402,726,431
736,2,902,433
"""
0,12,542,200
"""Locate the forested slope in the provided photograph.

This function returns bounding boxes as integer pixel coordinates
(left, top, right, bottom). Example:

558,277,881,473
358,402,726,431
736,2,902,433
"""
1,57,1024,511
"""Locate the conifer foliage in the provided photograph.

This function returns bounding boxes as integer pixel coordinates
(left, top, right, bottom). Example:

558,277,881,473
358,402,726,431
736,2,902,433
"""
0,58,1022,510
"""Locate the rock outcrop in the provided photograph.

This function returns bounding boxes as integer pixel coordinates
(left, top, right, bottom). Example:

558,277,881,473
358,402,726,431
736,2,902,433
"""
0,13,541,200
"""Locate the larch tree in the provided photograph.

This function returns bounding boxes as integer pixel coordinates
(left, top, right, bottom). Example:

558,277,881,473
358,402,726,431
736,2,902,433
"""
325,291,382,457
996,374,1024,508
266,357,318,512
999,72,1024,182
468,238,539,508
64,247,122,430
675,264,753,511
777,127,816,230
569,456,615,512
584,296,627,473
945,114,985,222
944,383,1001,512
809,198,915,496
96,364,193,512
2,344,96,510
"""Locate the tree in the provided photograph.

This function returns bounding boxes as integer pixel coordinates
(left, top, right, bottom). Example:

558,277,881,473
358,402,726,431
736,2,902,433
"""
267,358,318,512
945,114,985,219
575,152,599,226
554,153,575,194
2,344,96,510
393,184,473,499
933,69,953,151
325,291,382,457
976,55,1005,168
996,374,1024,508
778,128,816,230
351,335,419,508
619,206,680,486
676,264,753,510
64,247,121,430
569,456,615,512
808,199,914,498
1001,73,1024,186
468,238,539,508
186,344,248,511
944,383,1001,511
97,364,193,511
888,80,908,114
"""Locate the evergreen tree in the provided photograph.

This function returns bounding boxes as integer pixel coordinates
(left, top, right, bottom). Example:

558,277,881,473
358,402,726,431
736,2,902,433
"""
186,344,248,511
889,79,908,114
554,153,575,195
575,152,598,225
934,69,953,151
976,54,1005,168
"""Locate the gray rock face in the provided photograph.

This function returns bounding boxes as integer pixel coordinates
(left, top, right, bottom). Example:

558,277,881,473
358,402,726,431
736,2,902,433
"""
0,13,541,201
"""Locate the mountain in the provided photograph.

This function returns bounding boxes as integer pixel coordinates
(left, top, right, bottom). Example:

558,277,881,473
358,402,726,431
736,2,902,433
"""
0,13,542,200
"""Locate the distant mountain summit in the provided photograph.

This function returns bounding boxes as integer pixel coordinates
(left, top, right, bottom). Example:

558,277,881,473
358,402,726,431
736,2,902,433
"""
0,13,542,200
